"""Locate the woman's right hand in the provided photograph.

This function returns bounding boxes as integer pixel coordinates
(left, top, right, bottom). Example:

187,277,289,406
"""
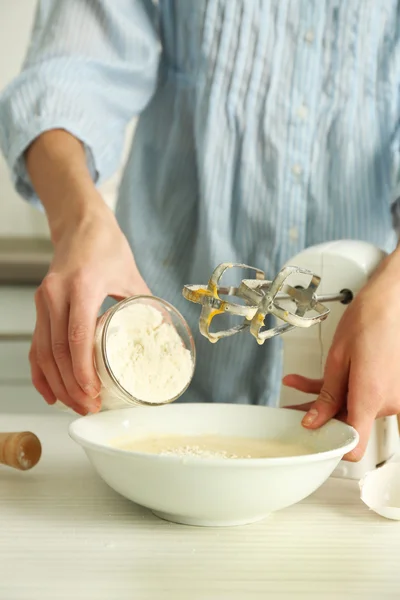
30,201,151,415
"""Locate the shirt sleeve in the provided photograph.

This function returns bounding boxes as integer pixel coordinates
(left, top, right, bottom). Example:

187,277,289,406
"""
0,0,160,206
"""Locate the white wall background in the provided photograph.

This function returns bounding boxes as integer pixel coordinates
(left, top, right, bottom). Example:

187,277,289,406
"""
0,0,133,238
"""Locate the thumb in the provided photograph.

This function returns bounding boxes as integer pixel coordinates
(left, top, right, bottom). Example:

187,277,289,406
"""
111,268,152,300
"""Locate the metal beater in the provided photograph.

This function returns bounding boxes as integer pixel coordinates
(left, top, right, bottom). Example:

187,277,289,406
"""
182,262,351,344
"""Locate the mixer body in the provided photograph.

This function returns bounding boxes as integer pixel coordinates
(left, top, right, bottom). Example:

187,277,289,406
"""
279,240,399,479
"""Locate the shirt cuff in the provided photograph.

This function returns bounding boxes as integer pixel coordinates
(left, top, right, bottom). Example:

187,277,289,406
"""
9,120,97,208
0,85,124,208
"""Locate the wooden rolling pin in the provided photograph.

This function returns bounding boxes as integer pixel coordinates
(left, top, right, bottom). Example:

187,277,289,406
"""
0,431,42,471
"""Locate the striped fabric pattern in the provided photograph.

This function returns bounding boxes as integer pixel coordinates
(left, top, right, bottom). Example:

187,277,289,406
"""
0,0,399,406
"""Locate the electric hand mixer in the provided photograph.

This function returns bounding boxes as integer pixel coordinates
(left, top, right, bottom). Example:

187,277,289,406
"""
183,240,399,479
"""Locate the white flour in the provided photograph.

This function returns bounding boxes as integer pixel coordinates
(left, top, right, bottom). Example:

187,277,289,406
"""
105,303,193,404
160,446,245,459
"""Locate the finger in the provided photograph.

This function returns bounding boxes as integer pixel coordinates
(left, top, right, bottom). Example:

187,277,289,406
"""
282,374,323,395
343,411,375,461
284,405,349,428
68,289,102,401
283,402,313,412
301,352,348,429
43,277,100,412
343,364,379,462
35,287,89,415
29,334,57,406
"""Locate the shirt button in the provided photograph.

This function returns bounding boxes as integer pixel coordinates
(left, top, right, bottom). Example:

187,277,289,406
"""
291,164,303,176
304,30,315,44
289,227,299,242
297,104,308,120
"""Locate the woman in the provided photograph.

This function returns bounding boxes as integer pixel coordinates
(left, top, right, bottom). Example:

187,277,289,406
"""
1,0,400,460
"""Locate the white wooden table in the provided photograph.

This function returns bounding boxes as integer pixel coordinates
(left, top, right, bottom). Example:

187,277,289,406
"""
1,414,400,600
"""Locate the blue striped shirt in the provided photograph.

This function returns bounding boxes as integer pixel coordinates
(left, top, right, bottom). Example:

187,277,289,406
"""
0,0,399,406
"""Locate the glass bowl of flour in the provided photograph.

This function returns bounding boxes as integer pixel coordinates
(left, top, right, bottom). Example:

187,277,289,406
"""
94,296,196,410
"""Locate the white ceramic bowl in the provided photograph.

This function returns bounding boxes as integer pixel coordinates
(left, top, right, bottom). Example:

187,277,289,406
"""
69,403,358,527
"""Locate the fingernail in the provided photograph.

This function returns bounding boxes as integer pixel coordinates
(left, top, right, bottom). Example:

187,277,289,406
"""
83,383,100,399
302,409,318,426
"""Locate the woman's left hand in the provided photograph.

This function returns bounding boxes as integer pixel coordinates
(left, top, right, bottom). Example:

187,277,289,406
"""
282,247,400,461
